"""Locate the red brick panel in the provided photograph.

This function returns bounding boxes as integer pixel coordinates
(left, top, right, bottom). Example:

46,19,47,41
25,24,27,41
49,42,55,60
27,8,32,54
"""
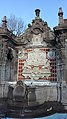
18,48,57,81
18,59,25,80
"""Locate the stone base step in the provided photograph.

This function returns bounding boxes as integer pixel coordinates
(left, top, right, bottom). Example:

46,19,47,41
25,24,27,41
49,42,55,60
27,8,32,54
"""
62,103,67,110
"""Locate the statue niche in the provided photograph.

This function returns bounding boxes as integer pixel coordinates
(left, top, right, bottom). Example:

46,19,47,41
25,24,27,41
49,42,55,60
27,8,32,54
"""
7,48,14,60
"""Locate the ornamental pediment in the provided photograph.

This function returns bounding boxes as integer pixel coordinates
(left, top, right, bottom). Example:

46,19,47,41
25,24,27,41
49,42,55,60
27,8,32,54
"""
15,9,55,46
31,26,43,35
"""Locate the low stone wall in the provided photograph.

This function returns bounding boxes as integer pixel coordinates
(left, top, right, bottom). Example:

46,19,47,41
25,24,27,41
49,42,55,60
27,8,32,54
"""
0,82,58,103
0,81,67,107
35,85,57,104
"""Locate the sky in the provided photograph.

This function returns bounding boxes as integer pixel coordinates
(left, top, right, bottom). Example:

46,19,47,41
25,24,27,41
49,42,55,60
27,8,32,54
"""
0,0,67,30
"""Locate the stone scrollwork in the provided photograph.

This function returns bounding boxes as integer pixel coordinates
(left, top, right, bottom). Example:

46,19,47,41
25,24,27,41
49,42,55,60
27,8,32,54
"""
31,27,43,35
22,48,51,80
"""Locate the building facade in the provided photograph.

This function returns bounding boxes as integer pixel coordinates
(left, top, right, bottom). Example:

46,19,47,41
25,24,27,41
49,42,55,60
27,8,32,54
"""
0,8,67,118
0,8,66,82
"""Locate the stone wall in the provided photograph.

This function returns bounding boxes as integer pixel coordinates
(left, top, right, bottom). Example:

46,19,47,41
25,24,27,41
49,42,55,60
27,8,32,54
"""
62,83,67,103
35,85,57,104
0,81,9,98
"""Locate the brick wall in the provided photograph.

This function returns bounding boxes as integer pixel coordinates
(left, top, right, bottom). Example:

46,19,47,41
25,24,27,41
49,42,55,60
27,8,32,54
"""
18,48,56,81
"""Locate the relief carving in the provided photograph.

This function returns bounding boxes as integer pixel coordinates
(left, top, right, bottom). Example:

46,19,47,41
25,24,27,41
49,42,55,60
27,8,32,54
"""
21,48,51,80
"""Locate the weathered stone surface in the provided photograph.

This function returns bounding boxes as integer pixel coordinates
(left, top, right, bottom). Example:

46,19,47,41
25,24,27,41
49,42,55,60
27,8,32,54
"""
0,8,67,117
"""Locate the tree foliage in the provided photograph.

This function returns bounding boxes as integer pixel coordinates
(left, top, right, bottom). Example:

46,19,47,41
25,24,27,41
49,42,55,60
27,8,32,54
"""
7,14,25,36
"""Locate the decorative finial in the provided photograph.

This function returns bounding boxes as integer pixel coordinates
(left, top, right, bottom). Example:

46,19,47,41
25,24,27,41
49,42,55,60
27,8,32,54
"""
2,16,7,28
58,7,64,25
35,9,40,17
58,7,63,16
